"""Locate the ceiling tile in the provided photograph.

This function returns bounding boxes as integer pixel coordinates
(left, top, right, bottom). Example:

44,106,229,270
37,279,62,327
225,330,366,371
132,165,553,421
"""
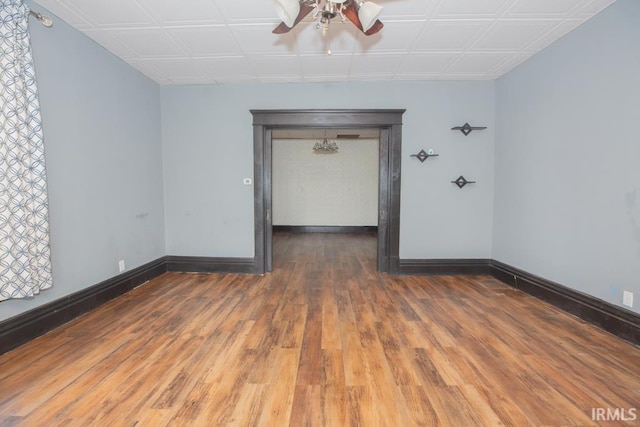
393,73,440,81
349,74,394,81
491,52,532,74
32,0,619,85
574,0,616,17
167,26,242,56
109,28,186,58
447,52,514,73
259,76,305,83
63,0,156,28
214,76,260,84
381,0,433,18
136,0,222,25
439,73,498,80
355,21,425,53
140,59,208,81
198,57,255,79
350,53,406,75
247,55,302,76
215,0,280,22
83,30,138,59
398,52,460,74
230,24,298,55
33,0,94,30
126,59,169,82
300,54,352,77
434,0,513,17
471,20,560,51
168,77,213,85
303,75,350,83
528,19,584,50
505,0,584,17
413,20,491,51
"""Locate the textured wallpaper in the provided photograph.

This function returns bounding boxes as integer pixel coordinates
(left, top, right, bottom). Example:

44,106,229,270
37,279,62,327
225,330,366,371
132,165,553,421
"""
272,138,379,226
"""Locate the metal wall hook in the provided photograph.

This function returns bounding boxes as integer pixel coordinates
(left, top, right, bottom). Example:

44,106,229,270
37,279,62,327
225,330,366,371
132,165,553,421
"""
410,149,439,163
451,175,476,189
451,122,486,136
29,10,53,27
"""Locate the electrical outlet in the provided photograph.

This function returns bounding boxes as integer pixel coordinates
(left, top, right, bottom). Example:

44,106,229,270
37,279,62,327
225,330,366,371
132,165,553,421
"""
118,260,126,273
622,291,633,308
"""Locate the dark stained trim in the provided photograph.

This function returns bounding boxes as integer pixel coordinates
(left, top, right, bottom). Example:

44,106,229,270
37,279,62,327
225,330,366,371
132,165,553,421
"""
399,259,492,275
273,226,378,233
251,109,405,275
165,256,256,274
2,256,637,356
0,257,167,356
265,128,273,272
0,255,257,356
387,123,403,274
397,258,640,345
377,127,390,272
490,260,640,346
251,109,404,127
253,124,267,275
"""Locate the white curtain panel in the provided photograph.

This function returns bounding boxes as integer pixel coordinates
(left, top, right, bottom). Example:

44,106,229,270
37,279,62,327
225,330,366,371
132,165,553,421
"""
0,0,53,300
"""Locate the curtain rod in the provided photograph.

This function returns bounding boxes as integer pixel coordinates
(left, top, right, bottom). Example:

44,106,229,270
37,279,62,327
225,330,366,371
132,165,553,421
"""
30,10,53,27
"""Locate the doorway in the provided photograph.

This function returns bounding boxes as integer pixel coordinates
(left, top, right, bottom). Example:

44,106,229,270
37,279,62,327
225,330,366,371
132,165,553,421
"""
251,109,405,275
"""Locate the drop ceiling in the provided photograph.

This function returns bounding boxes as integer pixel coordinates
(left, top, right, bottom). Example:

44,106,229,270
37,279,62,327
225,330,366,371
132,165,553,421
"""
32,0,616,85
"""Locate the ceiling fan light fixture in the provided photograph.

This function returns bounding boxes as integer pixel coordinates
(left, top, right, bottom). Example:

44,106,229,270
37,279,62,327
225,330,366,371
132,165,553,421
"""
272,0,384,37
273,0,301,28
358,1,383,32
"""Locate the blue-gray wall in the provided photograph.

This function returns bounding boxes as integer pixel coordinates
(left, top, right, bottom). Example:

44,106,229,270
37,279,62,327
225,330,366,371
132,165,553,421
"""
161,81,495,259
0,4,165,322
6,0,635,324
494,0,640,313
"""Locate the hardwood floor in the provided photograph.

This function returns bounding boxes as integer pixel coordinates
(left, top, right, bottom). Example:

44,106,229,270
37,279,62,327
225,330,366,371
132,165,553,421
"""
1,232,639,426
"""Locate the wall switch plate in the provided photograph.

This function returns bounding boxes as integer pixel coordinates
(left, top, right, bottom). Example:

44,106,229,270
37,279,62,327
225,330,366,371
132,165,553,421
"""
243,178,252,185
622,291,633,308
118,260,126,273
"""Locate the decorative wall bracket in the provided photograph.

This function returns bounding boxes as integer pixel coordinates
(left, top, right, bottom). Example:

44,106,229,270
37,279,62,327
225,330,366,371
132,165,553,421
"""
451,175,476,189
451,122,487,136
410,149,439,163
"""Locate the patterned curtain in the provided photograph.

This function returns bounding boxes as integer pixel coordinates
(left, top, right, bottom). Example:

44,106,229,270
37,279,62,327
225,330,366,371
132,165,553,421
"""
0,0,52,300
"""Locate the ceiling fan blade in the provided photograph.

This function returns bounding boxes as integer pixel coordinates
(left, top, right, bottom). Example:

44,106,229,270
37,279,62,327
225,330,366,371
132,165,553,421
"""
272,3,314,34
364,19,383,36
342,2,383,36
342,2,364,32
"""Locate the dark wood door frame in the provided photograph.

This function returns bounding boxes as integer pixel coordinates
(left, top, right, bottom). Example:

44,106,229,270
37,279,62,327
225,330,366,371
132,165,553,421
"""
251,109,405,274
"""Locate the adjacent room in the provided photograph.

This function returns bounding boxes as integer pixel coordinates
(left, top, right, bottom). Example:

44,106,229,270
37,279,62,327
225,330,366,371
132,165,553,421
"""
0,0,638,425
272,128,379,253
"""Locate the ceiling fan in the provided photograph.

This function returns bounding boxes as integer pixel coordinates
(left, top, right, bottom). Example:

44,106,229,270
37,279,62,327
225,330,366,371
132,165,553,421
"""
272,0,384,37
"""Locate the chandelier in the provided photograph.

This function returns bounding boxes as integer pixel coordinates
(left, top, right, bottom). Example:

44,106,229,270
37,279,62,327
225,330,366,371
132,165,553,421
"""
273,1,384,40
313,138,339,154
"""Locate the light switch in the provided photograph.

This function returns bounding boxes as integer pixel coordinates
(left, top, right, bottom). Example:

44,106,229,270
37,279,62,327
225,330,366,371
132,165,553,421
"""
243,178,252,186
623,291,633,308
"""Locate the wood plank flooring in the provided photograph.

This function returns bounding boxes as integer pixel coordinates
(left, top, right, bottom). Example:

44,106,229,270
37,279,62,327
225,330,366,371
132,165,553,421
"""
1,232,639,426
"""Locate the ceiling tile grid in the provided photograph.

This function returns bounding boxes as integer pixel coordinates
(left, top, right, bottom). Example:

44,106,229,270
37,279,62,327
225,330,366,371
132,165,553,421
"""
32,0,617,85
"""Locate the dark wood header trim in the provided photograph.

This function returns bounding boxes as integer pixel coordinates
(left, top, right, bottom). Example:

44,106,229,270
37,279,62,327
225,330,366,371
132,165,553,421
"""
250,109,406,126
